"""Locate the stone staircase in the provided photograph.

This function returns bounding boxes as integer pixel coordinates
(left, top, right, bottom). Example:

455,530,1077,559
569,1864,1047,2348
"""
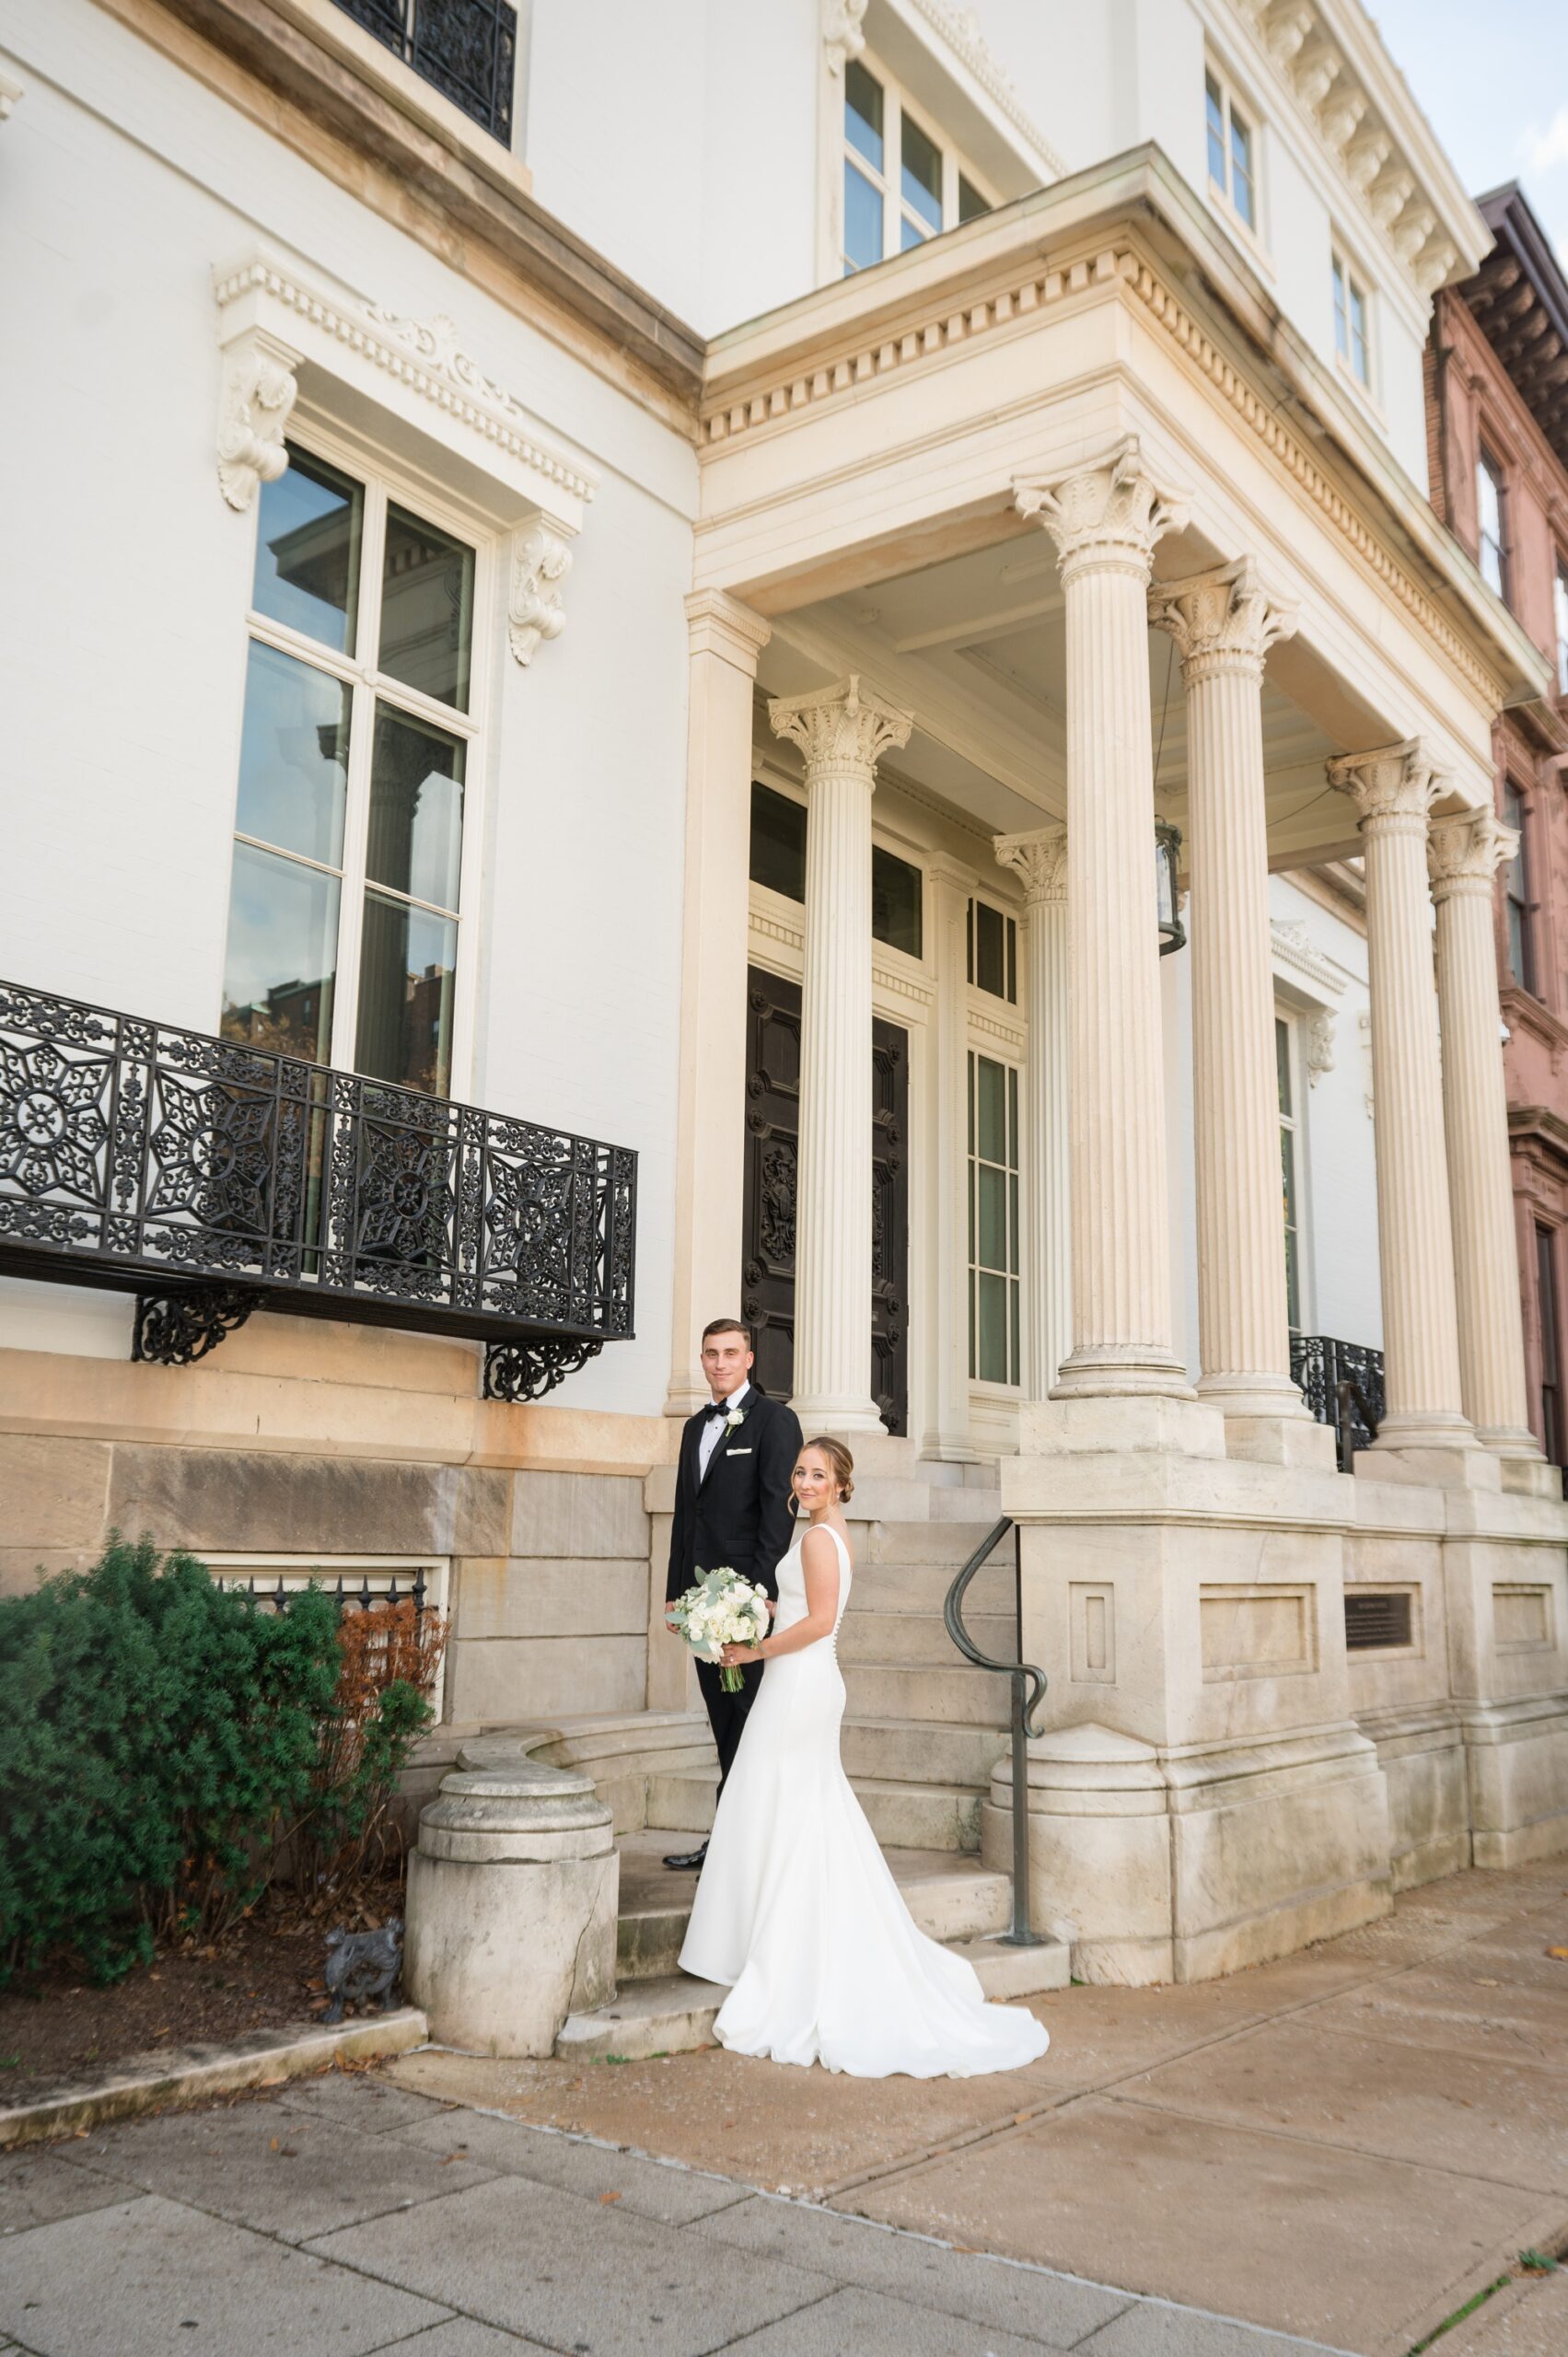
552,1500,1070,2059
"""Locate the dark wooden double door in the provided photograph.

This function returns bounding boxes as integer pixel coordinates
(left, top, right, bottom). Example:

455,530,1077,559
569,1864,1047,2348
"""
740,966,909,1434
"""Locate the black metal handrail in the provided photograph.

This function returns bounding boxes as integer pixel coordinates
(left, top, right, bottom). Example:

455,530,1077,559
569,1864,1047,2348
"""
1290,1334,1385,1472
944,1515,1046,1948
0,978,634,1398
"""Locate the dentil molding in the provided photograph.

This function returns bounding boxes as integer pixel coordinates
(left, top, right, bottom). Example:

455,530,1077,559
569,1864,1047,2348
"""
1270,918,1348,1003
213,248,593,663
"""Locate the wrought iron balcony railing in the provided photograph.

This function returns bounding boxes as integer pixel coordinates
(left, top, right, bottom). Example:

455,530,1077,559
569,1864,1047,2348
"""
0,979,634,1400
1290,1332,1385,1472
335,0,517,145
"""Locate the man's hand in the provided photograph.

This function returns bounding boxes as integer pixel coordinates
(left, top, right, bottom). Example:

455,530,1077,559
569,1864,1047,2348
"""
766,1597,778,1618
663,1606,680,1632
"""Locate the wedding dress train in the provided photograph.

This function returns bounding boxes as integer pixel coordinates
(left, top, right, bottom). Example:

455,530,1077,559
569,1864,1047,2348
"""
679,1522,1051,2077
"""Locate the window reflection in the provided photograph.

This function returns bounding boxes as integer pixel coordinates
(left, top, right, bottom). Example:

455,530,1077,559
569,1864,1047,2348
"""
234,642,350,867
221,842,339,1062
378,505,474,712
355,893,458,1097
252,449,363,652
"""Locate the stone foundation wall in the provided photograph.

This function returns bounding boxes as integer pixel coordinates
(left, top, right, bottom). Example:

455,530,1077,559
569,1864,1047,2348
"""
2,1432,653,1731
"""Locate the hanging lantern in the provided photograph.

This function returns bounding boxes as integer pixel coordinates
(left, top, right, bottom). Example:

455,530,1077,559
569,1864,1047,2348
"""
1156,820,1185,956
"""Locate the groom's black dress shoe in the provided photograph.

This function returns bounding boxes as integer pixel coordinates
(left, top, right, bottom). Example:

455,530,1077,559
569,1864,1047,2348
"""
663,1841,708,1870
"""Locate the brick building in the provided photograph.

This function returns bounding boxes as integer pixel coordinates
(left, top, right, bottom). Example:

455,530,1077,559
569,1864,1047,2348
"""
1428,185,1568,1464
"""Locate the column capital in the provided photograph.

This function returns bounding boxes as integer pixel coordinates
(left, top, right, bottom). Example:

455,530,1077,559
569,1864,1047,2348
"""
993,824,1069,905
768,673,912,776
1014,435,1189,584
1328,739,1445,835
684,588,771,673
1427,806,1519,903
1147,558,1298,681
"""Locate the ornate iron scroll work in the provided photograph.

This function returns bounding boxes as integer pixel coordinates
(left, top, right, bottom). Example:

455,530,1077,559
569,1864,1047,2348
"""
483,1335,604,1403
0,977,635,1388
1290,1333,1386,1471
334,0,518,144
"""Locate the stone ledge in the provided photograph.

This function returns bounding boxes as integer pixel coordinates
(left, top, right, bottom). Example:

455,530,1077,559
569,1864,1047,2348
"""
0,2006,429,2152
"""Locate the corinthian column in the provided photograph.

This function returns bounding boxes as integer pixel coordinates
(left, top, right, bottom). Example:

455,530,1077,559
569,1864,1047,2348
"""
1014,437,1191,1399
1427,807,1541,1457
993,827,1071,1396
769,675,912,1432
1148,561,1309,1431
1330,742,1472,1450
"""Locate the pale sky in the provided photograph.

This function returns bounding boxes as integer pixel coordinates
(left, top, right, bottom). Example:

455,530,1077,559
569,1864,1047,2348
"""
1367,0,1568,263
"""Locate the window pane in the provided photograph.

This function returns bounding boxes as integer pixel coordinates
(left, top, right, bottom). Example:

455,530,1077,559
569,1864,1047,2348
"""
234,640,350,868
844,158,884,273
366,706,465,912
900,213,928,252
221,840,339,1062
1275,1017,1292,1116
750,782,807,900
378,505,474,712
975,1055,1007,1165
1332,258,1348,360
1349,282,1368,382
872,846,923,956
958,174,989,224
252,448,363,653
355,891,458,1097
976,1270,1010,1382
900,111,942,230
1205,74,1225,191
972,900,1005,997
977,1163,1007,1269
1230,111,1254,226
845,59,883,170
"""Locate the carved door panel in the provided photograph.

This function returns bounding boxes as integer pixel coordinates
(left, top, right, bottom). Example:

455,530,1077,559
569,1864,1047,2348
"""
739,968,909,1436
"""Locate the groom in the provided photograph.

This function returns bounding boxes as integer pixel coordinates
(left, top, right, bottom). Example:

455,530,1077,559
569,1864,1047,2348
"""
662,1317,803,1871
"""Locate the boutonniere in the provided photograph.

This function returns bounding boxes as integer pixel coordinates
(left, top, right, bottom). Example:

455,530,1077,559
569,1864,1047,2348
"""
723,1405,748,1434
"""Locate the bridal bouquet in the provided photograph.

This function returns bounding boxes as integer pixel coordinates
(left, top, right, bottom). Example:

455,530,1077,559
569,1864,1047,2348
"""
669,1566,771,1691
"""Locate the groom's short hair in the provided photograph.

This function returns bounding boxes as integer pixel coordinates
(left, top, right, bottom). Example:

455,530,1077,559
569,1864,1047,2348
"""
702,1317,752,1347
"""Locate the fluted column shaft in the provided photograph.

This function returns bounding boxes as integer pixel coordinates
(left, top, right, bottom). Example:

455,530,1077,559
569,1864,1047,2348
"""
1429,810,1540,1455
665,592,771,1416
995,828,1070,1397
1330,743,1470,1444
770,676,912,1432
1149,563,1305,1421
1016,437,1191,1396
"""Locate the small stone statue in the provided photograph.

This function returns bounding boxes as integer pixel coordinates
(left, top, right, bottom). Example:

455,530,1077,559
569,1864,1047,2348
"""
322,1917,403,2023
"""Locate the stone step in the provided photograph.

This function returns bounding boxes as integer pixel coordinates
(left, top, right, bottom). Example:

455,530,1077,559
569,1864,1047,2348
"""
645,1766,983,1853
557,1933,1070,2061
854,1520,1010,1567
613,1834,1015,1982
836,1608,1015,1667
848,1558,1014,1616
841,1716,1010,1790
842,1660,1013,1727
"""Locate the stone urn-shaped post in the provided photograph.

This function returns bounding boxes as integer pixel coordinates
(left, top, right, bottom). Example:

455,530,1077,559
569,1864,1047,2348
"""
405,1744,617,2056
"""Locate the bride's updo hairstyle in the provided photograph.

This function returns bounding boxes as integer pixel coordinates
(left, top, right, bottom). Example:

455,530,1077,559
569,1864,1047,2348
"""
803,1435,854,1503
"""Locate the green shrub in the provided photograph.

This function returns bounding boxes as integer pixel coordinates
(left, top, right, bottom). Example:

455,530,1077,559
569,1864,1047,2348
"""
0,1537,343,1984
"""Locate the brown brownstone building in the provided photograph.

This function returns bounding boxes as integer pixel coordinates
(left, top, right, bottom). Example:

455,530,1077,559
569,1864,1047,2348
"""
1428,185,1568,1464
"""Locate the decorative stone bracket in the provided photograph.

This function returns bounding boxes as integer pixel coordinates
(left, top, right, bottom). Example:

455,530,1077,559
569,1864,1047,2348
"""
213,247,593,667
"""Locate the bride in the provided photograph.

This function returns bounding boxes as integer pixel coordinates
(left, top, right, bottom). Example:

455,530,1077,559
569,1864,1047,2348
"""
679,1435,1051,2078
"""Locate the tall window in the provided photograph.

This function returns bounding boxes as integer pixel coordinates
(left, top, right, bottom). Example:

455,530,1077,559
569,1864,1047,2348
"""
1503,781,1536,995
1537,1225,1563,1467
967,898,1017,1003
1331,250,1370,387
221,443,477,1098
969,1052,1020,1386
842,55,991,274
1205,67,1257,232
1276,1017,1301,1331
1477,447,1508,600
1554,558,1568,695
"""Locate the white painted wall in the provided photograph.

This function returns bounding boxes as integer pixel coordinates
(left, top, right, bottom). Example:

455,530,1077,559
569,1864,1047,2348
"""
0,0,698,1417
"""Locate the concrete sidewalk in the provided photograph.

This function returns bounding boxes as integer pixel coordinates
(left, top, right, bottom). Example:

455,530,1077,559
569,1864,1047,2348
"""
381,1857,1568,2356
1,2073,1345,2357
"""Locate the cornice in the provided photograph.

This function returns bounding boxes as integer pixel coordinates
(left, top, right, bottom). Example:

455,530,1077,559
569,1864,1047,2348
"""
1271,918,1348,1001
896,0,1069,181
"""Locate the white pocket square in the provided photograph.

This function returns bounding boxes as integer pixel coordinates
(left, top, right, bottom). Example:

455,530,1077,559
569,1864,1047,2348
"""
727,1446,753,1455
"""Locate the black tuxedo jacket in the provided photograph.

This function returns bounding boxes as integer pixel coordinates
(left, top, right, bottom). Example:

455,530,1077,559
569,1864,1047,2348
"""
665,1387,804,1605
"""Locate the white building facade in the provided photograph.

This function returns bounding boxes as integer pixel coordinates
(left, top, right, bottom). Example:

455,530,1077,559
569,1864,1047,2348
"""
3,0,1565,1983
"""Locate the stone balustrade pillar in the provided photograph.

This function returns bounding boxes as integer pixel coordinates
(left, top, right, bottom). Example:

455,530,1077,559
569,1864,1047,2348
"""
1148,561,1311,1434
665,591,770,1417
769,675,912,1432
1330,742,1473,1452
1015,437,1191,1399
1427,807,1542,1458
993,826,1071,1397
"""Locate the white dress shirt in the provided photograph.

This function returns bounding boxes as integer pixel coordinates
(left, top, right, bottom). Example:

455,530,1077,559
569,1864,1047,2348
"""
698,1379,750,1480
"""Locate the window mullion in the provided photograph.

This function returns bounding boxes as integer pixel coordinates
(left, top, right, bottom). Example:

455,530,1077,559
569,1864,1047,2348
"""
886,93,902,260
332,674,376,1075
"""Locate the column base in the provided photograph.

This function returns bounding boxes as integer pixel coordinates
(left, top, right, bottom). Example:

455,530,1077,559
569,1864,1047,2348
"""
790,1396,889,1437
1355,1420,1500,1491
1051,1345,1195,1401
1496,1453,1563,1501
1020,1392,1226,1459
982,1720,1391,1985
664,1384,708,1421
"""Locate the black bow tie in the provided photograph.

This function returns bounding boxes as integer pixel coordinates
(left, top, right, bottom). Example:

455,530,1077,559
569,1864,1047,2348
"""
708,1403,731,1422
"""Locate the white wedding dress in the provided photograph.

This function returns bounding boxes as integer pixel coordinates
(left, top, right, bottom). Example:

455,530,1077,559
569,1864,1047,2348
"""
679,1522,1051,2078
